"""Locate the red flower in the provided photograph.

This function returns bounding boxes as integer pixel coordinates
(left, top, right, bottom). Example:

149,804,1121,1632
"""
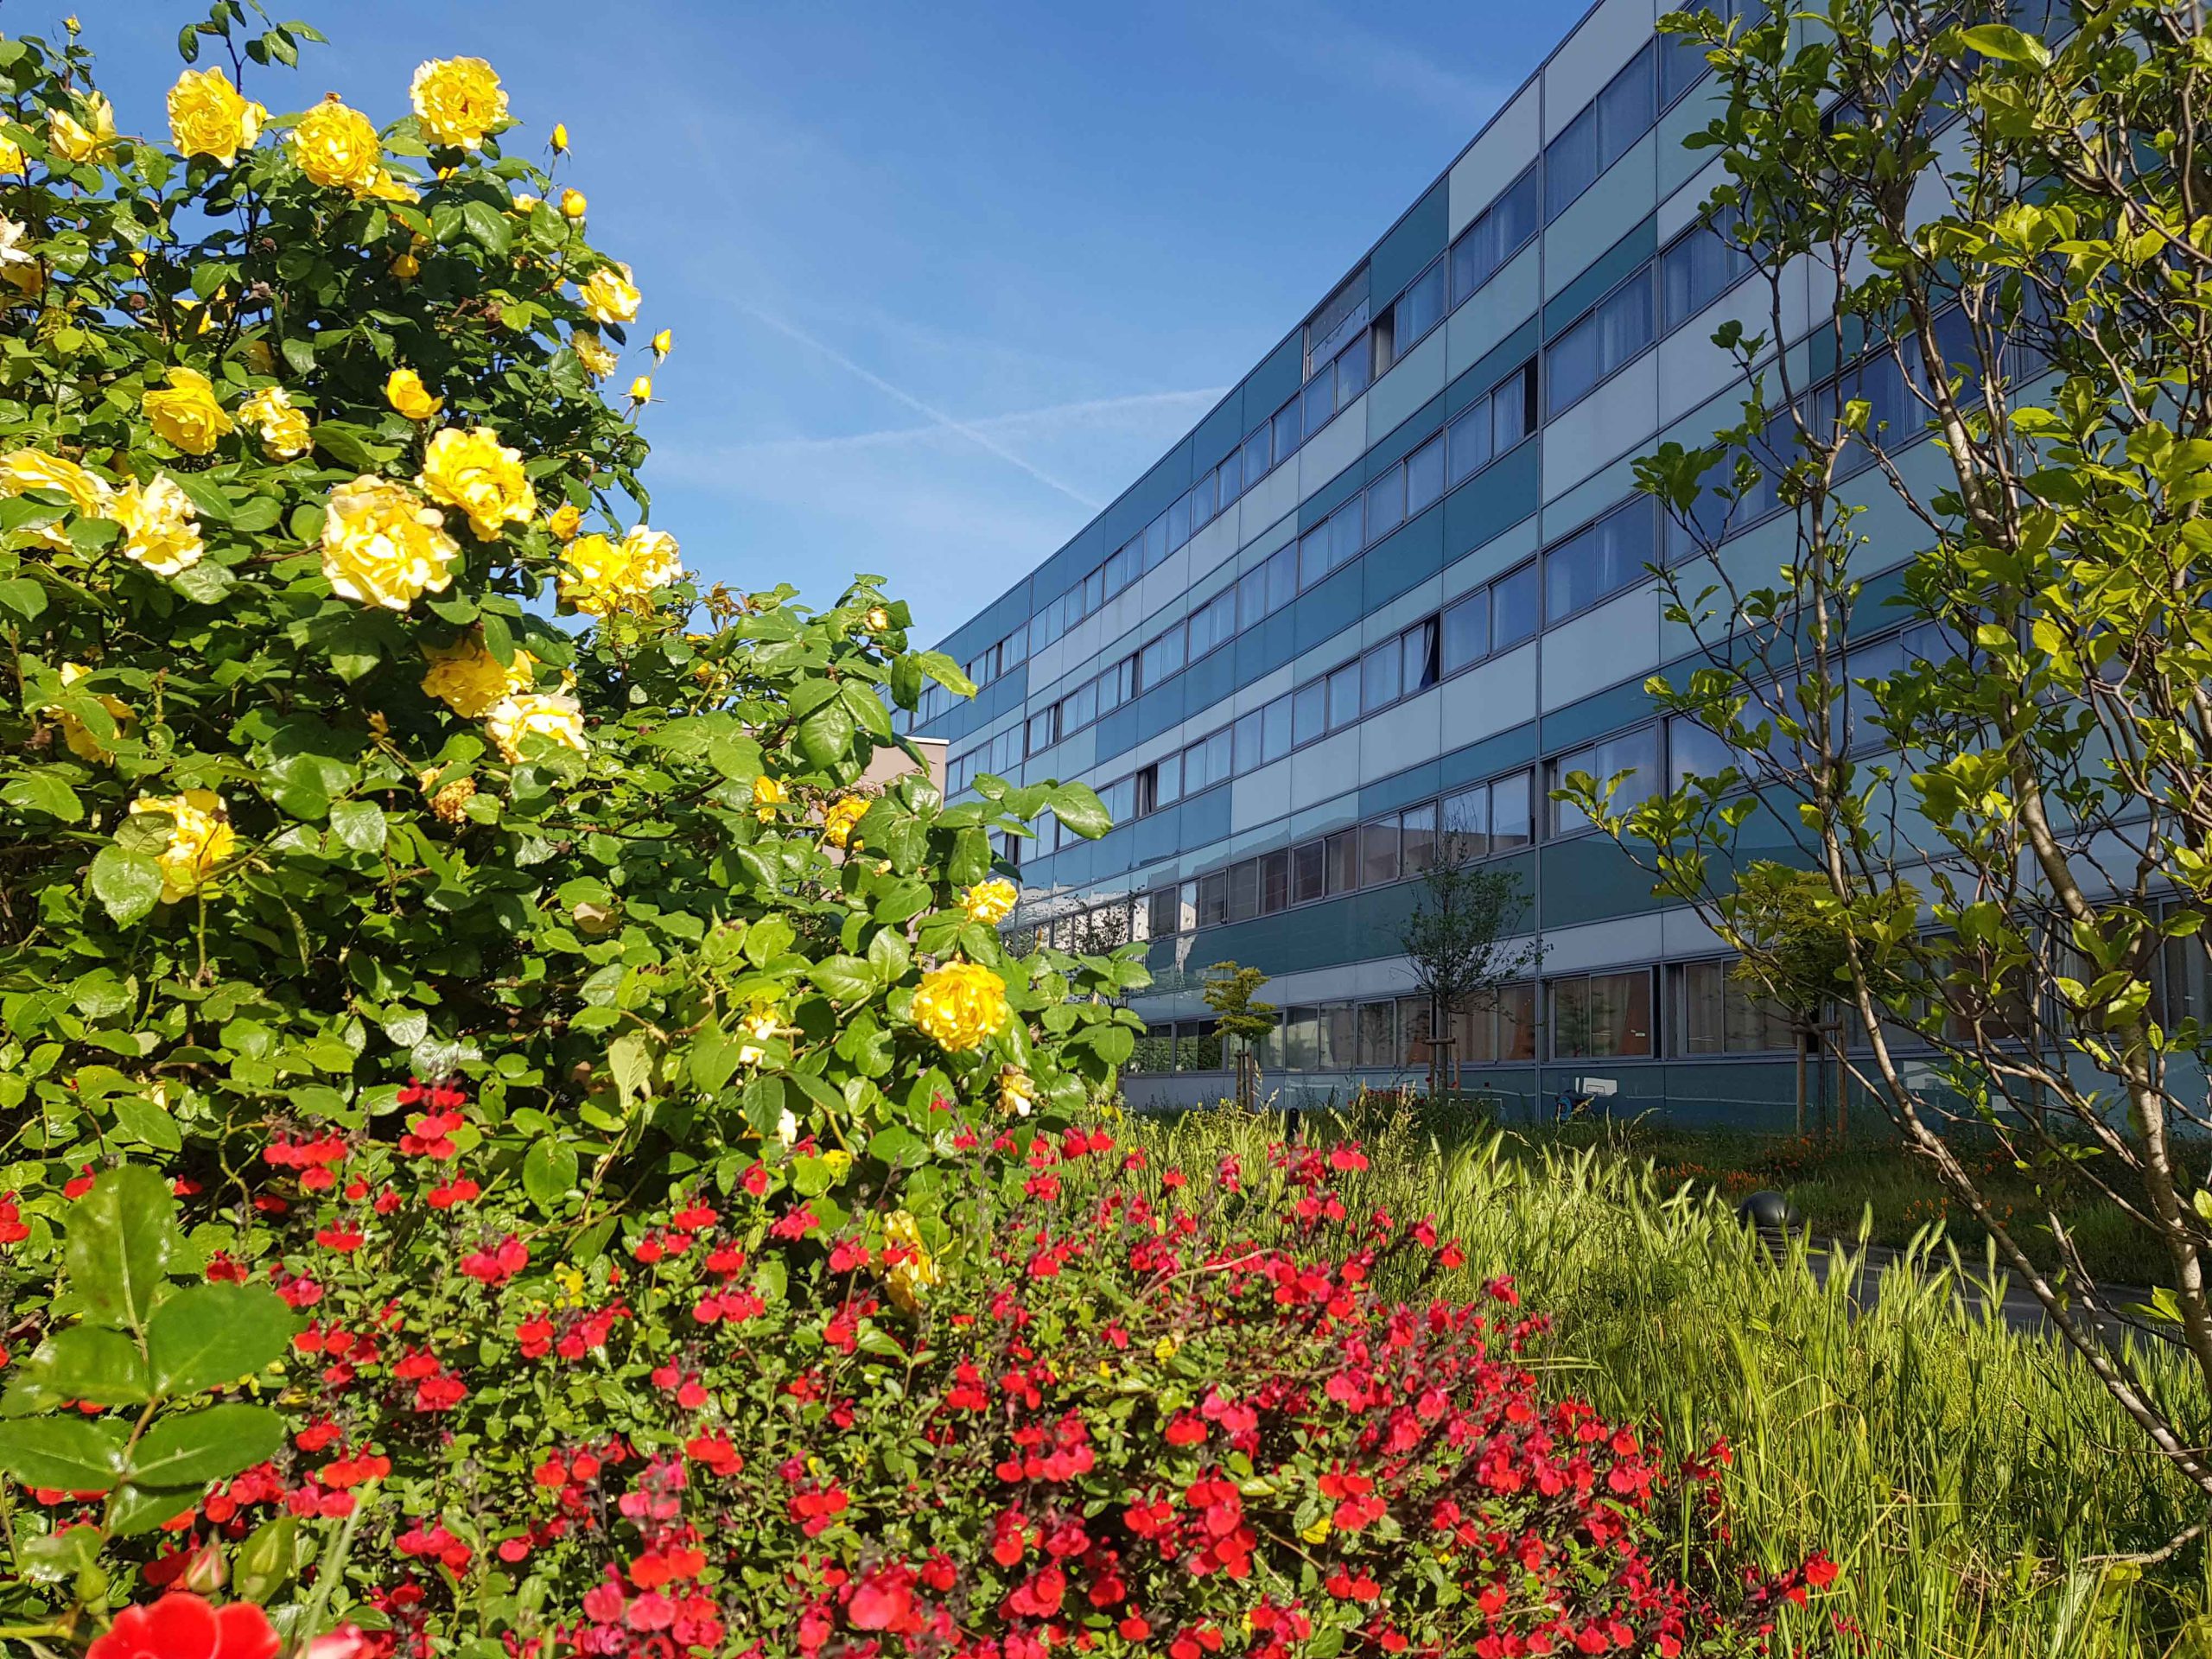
86,1593,278,1659
1803,1553,1840,1590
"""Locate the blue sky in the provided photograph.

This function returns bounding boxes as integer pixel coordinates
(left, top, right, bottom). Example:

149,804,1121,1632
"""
88,1,1562,643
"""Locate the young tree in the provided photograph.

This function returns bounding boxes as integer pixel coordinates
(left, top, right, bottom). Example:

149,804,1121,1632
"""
1203,960,1278,1110
1397,859,1544,1103
1569,0,2212,1507
1717,863,1854,1137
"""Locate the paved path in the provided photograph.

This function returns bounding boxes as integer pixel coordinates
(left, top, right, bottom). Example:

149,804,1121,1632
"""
1785,1235,2145,1344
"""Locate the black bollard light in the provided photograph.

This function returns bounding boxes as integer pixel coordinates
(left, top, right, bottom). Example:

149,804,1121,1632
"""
1735,1189,1801,1258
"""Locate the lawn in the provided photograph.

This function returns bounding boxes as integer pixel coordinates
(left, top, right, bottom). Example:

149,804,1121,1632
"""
1128,1101,2212,1656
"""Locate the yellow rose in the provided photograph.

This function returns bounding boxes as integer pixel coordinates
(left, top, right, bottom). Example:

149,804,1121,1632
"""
0,131,22,175
320,474,459,611
911,961,1009,1053
0,448,112,546
419,426,537,542
557,525,682,618
239,385,310,460
428,774,477,824
485,690,587,762
881,1210,939,1315
752,773,786,823
578,263,639,325
544,501,582,542
143,367,233,456
652,328,672,359
735,1000,781,1066
293,97,381,193
167,67,264,166
627,375,652,405
822,795,868,850
559,188,587,219
240,337,276,376
410,56,507,149
114,474,205,577
385,367,442,422
997,1064,1037,1117
127,790,237,904
48,663,134,764
572,331,618,379
865,607,890,632
421,631,536,719
962,877,1019,925
550,122,569,153
390,252,421,283
48,94,114,164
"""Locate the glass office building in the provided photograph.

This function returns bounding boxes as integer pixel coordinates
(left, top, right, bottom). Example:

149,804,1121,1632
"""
898,0,1844,1124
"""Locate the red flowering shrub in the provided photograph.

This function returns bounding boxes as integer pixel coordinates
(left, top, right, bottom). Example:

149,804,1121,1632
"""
0,1082,1834,1657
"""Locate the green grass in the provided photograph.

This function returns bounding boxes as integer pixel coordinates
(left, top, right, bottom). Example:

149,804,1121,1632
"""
1125,1102,2212,1656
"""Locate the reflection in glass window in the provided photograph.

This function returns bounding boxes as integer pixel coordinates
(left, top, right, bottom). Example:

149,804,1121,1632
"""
1360,817,1401,887
1494,563,1541,648
1543,497,1658,620
1294,840,1326,904
1456,982,1536,1064
1406,435,1446,517
1451,164,1541,303
1667,715,1739,789
1363,639,1402,710
1293,679,1329,747
1327,663,1362,730
1546,44,1656,221
1366,464,1406,542
1442,588,1490,675
1402,618,1439,694
1662,202,1755,334
1550,969,1655,1058
1400,802,1437,874
1673,959,1797,1055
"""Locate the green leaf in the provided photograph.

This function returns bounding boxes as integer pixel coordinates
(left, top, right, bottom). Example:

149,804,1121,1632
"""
810,955,875,1004
329,799,388,854
2,769,82,823
521,1138,578,1213
607,1033,652,1111
88,847,166,926
0,1417,128,1492
128,1402,286,1490
107,1483,206,1537
232,1514,301,1603
14,1522,102,1581
795,698,857,769
867,927,912,984
1957,22,2050,64
0,1326,151,1414
66,1165,177,1330
309,422,396,472
263,752,354,823
688,1020,742,1093
1046,781,1111,840
168,472,235,523
111,1092,183,1153
146,1282,296,1395
0,575,46,620
170,559,237,606
460,198,514,257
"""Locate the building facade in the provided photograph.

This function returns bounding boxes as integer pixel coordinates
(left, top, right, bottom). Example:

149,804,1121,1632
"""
897,0,1861,1126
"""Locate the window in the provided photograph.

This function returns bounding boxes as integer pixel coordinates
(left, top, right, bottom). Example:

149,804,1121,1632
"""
1402,617,1438,693
1027,707,1058,755
1151,751,1184,810
1143,512,1171,572
1843,620,1949,752
1400,802,1437,874
1233,693,1293,772
1672,960,1797,1055
1441,769,1533,861
1293,840,1326,904
1548,725,1659,835
1543,497,1658,620
1104,543,1134,600
1327,662,1362,730
1167,493,1192,551
1406,433,1446,518
1228,860,1260,923
1494,563,1540,649
1060,679,1097,734
1365,462,1406,542
1547,269,1655,414
1272,398,1302,467
1306,270,1370,378
1099,775,1136,826
1451,165,1541,306
1455,982,1536,1064
1661,203,1754,333
1242,426,1271,490
1098,654,1137,715
1380,259,1447,372
1187,589,1236,661
1183,727,1232,796
1325,830,1358,894
1334,333,1372,407
1359,817,1401,887
1189,468,1217,531
1446,361,1535,488
1356,1001,1397,1067
1260,849,1291,914
1550,969,1655,1058
1237,545,1296,629
1363,639,1402,710
1000,626,1027,671
1546,44,1656,222
1198,870,1230,928
1148,887,1180,940
1441,588,1490,675
1666,714,1739,789
1293,678,1329,747
1297,505,1363,591
1217,445,1243,509
1139,630,1183,690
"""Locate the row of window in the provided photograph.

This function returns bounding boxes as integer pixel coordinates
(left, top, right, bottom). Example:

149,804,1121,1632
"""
1127,957,1801,1077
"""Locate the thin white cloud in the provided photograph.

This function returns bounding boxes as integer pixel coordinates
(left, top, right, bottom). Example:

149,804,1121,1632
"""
708,386,1230,462
735,302,1108,510
1250,5,1506,124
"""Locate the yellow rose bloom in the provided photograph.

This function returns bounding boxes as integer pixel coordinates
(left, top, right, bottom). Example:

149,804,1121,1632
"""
167,67,264,166
911,961,1010,1053
578,263,639,325
127,790,236,904
559,188,587,219
49,663,134,764
239,385,310,460
114,474,205,577
961,877,1019,925
385,367,442,422
652,328,672,359
550,122,569,153
240,337,275,376
420,632,536,719
752,773,786,823
320,474,459,611
557,525,682,618
143,367,233,456
419,425,537,541
544,500,582,542
735,1000,781,1066
881,1211,940,1315
572,331,618,379
0,448,112,546
822,795,868,850
0,131,22,175
997,1064,1037,1117
627,375,652,405
410,56,507,149
865,607,890,632
484,690,587,762
293,97,381,193
48,94,114,164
